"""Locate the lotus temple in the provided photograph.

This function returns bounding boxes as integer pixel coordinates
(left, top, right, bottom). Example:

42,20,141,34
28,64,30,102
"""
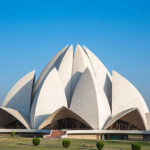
1,44,150,140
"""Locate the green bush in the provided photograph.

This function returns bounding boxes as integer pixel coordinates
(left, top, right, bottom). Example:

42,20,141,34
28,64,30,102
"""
96,142,104,150
62,139,71,148
11,131,15,137
131,143,141,150
32,137,40,146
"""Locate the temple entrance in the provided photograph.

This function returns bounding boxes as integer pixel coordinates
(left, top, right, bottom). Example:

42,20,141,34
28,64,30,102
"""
44,117,91,130
105,108,146,130
39,107,93,130
0,109,26,129
108,120,140,130
4,120,26,129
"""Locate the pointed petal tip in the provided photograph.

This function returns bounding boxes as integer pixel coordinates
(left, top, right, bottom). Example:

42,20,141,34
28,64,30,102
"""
68,44,73,50
76,44,82,48
112,70,123,77
83,45,87,49
31,70,36,74
65,44,69,48
75,44,85,53
112,70,117,74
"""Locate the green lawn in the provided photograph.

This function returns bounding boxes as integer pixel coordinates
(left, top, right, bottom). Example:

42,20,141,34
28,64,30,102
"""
0,136,150,150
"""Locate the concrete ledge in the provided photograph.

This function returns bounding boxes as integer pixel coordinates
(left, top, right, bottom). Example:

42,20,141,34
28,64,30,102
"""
67,130,150,135
0,129,50,134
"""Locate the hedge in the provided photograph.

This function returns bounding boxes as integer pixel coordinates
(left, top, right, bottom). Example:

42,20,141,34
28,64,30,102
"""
62,139,71,148
96,141,104,150
32,137,40,146
131,143,141,150
11,131,15,137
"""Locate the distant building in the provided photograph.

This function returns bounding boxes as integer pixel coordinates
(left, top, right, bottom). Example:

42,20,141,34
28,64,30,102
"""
1,45,150,140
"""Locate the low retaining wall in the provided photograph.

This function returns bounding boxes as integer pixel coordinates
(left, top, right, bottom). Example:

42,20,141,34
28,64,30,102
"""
67,134,101,140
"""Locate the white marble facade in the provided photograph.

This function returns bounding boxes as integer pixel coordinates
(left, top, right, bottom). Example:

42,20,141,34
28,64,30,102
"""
1,45,149,130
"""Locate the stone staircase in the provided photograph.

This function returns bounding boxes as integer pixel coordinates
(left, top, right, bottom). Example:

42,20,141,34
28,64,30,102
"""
43,130,66,141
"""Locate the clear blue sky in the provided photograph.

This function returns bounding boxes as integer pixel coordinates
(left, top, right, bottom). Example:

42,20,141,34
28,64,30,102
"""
0,0,150,108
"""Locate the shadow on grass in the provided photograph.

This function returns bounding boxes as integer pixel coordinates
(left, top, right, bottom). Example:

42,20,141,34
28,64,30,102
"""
17,143,97,150
43,144,96,149
17,142,33,146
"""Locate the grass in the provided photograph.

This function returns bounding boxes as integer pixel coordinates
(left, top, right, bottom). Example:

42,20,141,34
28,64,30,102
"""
0,136,150,150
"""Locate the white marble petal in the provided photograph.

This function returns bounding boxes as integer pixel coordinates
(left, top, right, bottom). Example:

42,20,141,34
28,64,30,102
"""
30,68,67,129
83,46,112,128
32,45,68,100
70,68,99,129
71,44,94,99
3,71,35,119
112,71,149,129
57,45,73,106
83,46,112,109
